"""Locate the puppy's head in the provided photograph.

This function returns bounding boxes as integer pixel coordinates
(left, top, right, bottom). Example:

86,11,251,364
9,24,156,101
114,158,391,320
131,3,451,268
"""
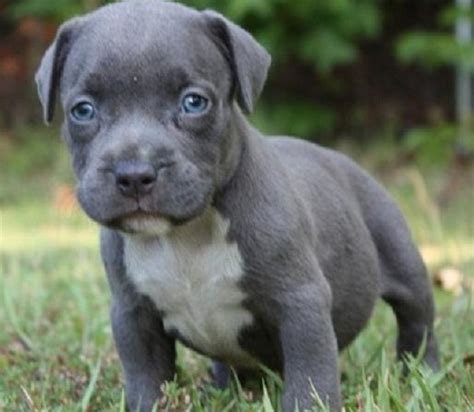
36,0,270,235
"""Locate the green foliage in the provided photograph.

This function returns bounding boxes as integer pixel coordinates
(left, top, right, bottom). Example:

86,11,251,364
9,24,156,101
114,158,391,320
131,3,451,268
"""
397,32,474,71
396,3,474,165
401,118,474,167
396,4,474,71
401,123,473,168
252,101,336,138
0,127,74,205
8,0,110,21
180,0,381,71
1,127,59,176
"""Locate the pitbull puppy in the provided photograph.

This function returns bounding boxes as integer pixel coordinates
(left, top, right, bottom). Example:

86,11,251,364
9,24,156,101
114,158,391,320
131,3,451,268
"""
35,1,439,410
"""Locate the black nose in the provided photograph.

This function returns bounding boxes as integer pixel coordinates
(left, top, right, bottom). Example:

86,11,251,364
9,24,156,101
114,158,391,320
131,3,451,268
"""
114,161,157,197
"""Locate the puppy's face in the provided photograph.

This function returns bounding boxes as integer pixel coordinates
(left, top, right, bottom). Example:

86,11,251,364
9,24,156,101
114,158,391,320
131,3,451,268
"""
36,1,270,235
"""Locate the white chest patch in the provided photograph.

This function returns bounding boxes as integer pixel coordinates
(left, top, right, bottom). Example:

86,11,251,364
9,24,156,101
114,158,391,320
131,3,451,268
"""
123,208,255,364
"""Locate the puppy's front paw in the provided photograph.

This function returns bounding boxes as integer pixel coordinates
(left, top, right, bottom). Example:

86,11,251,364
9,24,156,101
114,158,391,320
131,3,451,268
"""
211,361,232,389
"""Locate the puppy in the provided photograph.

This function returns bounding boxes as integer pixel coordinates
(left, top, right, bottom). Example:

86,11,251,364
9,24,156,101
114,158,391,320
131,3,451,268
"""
35,1,439,410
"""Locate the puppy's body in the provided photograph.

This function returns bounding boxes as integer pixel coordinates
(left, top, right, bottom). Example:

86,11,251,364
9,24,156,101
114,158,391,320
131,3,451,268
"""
36,1,439,411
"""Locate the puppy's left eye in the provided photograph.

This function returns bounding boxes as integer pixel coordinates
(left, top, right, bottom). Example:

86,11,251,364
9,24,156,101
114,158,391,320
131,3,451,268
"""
181,93,209,114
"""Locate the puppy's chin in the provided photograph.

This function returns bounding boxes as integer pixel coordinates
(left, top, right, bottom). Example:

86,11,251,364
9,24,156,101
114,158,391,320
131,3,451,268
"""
114,214,172,237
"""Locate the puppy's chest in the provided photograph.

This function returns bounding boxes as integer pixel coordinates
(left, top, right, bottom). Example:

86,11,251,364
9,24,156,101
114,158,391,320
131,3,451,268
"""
123,214,254,364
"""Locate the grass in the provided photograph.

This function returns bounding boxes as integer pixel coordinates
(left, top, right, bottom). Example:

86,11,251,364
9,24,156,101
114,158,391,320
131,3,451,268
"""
0,142,473,411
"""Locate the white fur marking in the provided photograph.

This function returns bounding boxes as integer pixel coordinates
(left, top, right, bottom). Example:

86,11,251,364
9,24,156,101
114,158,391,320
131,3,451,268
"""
123,208,255,365
121,215,171,236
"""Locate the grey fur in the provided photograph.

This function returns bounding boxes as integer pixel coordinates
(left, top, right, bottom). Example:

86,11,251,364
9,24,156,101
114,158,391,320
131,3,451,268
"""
36,1,439,411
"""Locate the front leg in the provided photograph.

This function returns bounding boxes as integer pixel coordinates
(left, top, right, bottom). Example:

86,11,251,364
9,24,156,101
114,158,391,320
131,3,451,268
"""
279,289,341,412
111,300,176,412
101,229,176,411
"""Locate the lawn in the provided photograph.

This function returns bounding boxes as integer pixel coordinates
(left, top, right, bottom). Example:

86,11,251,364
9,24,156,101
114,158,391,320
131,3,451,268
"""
0,142,473,411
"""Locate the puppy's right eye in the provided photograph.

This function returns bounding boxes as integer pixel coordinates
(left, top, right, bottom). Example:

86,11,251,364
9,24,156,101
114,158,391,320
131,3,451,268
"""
181,93,209,114
71,102,96,122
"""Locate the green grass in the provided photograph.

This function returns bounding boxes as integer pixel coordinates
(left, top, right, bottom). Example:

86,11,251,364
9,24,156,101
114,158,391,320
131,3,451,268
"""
1,146,473,411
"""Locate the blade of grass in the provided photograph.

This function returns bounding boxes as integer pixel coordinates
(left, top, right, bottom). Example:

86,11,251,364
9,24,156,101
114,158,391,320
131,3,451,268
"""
80,357,102,412
119,389,126,412
412,369,440,412
262,381,275,412
3,283,38,353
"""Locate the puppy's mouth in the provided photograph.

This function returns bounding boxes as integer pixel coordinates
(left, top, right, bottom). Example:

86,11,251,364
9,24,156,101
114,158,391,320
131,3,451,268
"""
107,210,172,236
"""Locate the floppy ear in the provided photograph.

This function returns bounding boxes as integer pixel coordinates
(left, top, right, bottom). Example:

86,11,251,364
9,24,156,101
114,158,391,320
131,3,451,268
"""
202,11,271,114
35,18,82,124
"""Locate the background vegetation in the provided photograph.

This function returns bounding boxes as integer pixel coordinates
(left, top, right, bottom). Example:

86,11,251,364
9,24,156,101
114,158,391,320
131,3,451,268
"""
0,0,473,411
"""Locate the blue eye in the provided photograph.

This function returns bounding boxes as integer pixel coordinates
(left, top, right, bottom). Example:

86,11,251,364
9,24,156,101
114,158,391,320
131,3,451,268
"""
71,102,95,122
181,93,209,114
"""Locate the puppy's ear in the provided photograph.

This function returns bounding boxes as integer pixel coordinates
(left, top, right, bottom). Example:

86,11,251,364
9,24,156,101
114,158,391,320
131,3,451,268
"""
202,11,271,114
35,18,83,124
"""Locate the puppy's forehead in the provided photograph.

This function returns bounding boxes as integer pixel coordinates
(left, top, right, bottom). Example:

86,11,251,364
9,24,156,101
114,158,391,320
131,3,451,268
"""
87,0,202,54
63,1,228,93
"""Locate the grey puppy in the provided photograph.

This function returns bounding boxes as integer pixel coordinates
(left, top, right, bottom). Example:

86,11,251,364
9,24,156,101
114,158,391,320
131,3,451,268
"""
35,1,439,411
